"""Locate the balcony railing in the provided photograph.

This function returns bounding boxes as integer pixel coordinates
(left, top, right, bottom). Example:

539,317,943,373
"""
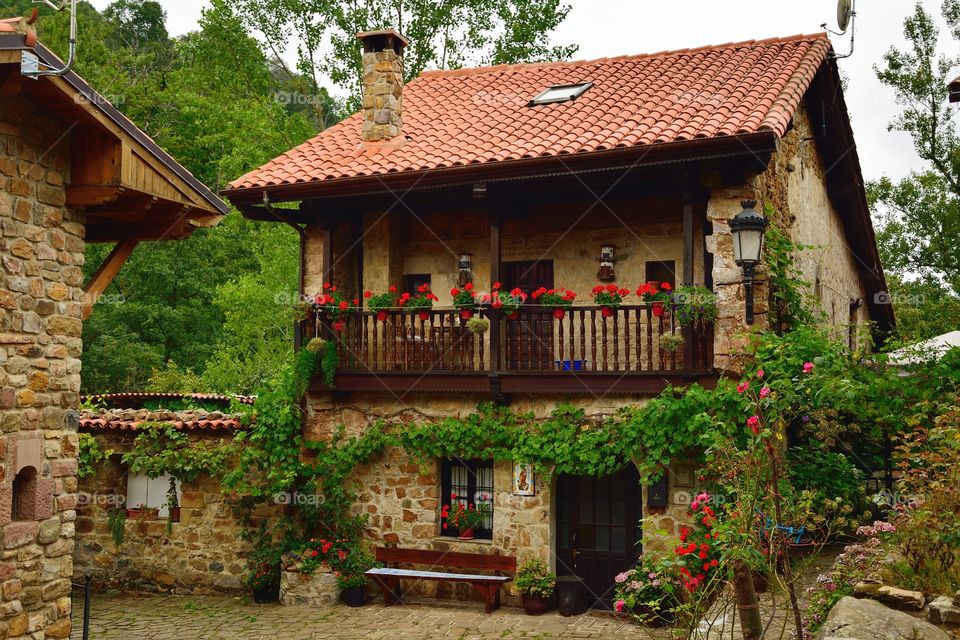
302,303,714,395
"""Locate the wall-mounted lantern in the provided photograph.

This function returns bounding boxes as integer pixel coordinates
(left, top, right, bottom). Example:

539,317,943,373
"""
729,200,768,325
457,253,473,287
597,244,616,282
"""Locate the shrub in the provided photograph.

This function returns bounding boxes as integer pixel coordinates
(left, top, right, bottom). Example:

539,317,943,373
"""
515,558,556,598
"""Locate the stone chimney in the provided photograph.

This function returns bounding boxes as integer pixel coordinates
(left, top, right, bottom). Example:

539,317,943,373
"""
357,29,409,142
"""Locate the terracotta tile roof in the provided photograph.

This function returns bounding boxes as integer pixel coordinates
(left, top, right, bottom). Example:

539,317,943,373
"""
81,392,255,406
228,33,831,191
79,409,243,432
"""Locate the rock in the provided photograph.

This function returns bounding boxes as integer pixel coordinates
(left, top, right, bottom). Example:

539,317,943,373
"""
854,581,925,611
927,595,960,626
816,596,949,640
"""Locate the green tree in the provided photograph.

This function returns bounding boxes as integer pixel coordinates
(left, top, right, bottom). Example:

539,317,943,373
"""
870,1,960,341
233,0,578,109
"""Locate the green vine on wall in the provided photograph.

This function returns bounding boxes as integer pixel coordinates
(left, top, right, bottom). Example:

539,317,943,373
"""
763,205,814,333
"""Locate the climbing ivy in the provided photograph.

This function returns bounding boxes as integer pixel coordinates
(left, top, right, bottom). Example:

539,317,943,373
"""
763,205,814,332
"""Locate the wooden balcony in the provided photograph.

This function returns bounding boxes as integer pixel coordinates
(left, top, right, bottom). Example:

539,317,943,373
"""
304,304,715,397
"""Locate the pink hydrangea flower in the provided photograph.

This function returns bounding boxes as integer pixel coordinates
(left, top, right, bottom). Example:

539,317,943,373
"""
614,572,629,584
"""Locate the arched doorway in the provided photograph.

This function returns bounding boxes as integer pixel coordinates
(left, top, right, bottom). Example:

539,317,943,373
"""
555,464,643,609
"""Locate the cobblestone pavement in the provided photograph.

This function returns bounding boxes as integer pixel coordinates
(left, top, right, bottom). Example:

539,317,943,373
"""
70,595,671,640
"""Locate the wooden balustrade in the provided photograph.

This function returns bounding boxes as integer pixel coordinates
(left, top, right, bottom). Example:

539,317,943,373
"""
303,304,713,379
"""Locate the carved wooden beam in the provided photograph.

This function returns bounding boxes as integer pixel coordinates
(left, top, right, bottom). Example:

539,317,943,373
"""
81,240,138,320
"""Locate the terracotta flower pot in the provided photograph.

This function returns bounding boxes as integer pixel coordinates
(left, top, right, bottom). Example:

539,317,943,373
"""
458,528,475,540
552,309,565,320
652,302,665,317
522,594,550,615
376,310,388,322
459,309,473,320
418,311,430,322
168,507,180,523
601,306,614,318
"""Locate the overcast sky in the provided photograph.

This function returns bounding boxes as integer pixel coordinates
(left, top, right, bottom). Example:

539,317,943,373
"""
86,0,956,183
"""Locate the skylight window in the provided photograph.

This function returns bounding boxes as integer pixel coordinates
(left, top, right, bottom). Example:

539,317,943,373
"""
529,82,593,106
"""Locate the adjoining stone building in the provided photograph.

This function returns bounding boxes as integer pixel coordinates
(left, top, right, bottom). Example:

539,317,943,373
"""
72,393,249,595
0,19,227,637
223,31,892,608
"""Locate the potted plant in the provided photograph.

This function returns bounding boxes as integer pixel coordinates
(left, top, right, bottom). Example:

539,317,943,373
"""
659,333,685,354
515,558,556,615
592,283,630,318
333,548,377,607
673,284,718,327
248,563,281,603
364,287,396,322
451,282,478,320
466,317,489,336
613,554,682,626
400,283,438,321
636,281,672,317
315,282,354,332
441,492,489,539
530,287,576,320
493,287,525,320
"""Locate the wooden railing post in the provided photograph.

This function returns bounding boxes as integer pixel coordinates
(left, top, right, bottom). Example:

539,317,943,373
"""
682,196,695,369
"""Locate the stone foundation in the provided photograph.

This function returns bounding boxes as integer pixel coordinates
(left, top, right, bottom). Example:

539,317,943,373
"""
280,564,339,607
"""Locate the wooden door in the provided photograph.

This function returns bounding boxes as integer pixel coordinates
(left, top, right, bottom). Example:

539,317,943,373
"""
555,465,643,610
503,261,554,370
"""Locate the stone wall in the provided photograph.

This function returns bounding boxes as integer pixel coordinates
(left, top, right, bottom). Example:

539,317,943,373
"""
73,432,250,595
706,101,872,370
0,93,85,638
305,391,695,605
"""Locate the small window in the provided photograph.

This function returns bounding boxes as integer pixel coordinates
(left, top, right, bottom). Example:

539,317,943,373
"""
440,459,494,540
402,273,431,294
126,473,180,517
12,467,38,521
529,82,593,106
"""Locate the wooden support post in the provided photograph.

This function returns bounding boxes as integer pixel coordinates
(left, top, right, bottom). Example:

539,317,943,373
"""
319,223,334,341
81,239,138,320
681,197,695,367
480,183,502,374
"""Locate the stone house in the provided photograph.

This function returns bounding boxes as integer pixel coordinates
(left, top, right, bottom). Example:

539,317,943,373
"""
223,30,892,608
0,19,226,638
72,393,250,595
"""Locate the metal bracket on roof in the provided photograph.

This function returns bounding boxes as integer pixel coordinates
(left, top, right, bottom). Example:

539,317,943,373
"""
20,51,39,79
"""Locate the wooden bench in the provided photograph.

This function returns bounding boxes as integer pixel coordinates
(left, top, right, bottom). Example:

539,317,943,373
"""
366,546,516,613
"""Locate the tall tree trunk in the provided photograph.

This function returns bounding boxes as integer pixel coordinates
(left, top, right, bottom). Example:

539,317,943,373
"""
733,559,763,640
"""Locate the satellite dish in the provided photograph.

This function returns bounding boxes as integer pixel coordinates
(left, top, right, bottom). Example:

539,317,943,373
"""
837,0,853,32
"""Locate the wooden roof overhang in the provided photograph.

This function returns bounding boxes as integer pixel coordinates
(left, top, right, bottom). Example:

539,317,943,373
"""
0,32,229,318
